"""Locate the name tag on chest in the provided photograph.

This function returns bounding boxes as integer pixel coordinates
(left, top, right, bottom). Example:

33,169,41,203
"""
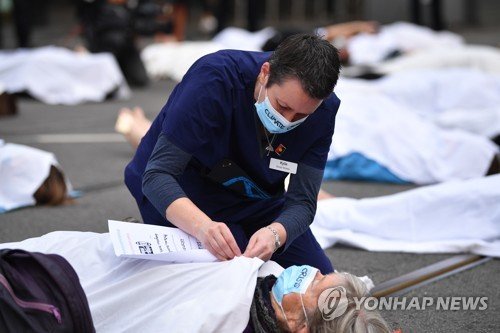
269,158,298,174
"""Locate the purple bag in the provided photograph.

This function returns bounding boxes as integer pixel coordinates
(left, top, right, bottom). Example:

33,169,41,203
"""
0,249,95,332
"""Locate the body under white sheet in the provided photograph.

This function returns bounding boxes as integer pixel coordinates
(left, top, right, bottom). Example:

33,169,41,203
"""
312,174,500,257
328,78,498,184
0,46,130,105
355,68,500,137
0,141,73,213
0,232,283,333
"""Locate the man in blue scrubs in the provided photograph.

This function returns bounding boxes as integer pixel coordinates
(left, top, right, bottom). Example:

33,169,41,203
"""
125,34,341,273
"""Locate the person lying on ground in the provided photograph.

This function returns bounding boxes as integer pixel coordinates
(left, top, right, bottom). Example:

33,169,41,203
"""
0,140,73,213
0,231,390,333
115,102,500,185
313,174,500,257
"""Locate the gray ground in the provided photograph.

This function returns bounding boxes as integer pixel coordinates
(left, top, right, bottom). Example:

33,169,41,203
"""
1,5,500,332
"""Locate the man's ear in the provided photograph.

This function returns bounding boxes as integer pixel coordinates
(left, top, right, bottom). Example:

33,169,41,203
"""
259,62,270,85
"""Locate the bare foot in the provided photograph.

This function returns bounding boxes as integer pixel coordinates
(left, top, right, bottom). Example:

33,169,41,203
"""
115,107,152,149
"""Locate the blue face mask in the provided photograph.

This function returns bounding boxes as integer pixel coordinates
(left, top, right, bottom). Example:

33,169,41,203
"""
254,84,308,134
272,265,319,327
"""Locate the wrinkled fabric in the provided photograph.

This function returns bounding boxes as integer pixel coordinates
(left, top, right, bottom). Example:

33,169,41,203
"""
0,231,283,333
311,174,500,257
0,46,130,104
0,142,67,213
365,68,500,137
346,21,464,66
328,78,498,184
141,27,275,81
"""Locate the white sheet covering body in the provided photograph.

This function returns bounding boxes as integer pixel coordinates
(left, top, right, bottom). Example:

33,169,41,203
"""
311,175,500,256
329,78,498,184
0,141,73,213
0,46,130,105
141,41,223,82
141,27,275,81
371,68,500,137
377,45,500,75
0,232,283,332
346,21,464,66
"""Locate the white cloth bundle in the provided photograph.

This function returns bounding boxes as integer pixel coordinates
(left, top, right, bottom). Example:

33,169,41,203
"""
0,142,71,213
329,78,498,184
0,231,284,332
0,46,130,105
312,174,500,257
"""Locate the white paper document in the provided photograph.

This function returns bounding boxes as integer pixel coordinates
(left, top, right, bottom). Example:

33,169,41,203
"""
108,220,217,263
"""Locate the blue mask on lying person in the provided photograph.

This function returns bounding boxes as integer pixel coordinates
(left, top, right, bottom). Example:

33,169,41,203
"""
271,265,318,327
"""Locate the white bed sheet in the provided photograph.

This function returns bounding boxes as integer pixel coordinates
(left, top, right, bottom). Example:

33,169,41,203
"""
346,21,464,66
141,27,275,82
0,46,130,105
329,78,498,184
311,174,500,256
0,232,284,332
357,68,500,137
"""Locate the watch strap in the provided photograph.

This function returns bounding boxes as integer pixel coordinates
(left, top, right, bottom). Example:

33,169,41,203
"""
266,226,281,251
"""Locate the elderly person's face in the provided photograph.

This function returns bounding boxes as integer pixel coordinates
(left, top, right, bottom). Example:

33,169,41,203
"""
254,62,323,124
270,271,343,332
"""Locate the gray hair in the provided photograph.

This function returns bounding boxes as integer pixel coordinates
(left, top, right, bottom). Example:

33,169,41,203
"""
308,272,390,333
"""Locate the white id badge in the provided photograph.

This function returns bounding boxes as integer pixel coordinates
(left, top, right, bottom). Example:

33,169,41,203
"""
269,158,298,174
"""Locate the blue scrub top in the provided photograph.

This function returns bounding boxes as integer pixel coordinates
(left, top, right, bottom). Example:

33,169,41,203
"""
125,50,340,226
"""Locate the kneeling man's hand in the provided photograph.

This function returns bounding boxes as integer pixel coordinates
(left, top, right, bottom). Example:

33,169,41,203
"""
197,221,241,261
243,223,286,261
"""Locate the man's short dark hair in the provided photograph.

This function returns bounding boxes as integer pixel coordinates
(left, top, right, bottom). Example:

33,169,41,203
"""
267,33,341,100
